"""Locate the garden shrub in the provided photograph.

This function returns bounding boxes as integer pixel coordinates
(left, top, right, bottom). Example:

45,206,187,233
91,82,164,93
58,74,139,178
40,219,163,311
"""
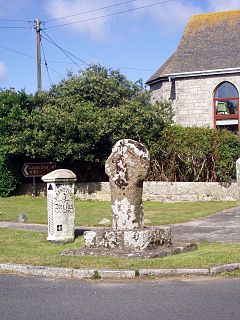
148,126,240,182
0,154,20,197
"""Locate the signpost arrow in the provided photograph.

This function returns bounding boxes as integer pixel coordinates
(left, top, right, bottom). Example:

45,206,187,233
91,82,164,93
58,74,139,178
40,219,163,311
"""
22,162,56,196
22,162,56,178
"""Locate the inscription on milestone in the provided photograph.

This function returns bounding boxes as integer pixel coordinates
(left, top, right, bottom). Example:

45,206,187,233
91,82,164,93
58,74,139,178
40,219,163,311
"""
48,194,54,235
54,184,74,215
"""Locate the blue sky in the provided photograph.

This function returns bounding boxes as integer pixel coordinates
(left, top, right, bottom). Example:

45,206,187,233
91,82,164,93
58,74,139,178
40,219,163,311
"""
0,0,239,93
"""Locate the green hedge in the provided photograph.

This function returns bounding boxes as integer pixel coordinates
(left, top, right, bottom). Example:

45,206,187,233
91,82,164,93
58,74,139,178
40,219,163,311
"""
149,126,240,182
0,154,20,197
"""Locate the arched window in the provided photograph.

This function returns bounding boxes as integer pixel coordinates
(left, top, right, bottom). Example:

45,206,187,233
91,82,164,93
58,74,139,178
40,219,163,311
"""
214,81,239,133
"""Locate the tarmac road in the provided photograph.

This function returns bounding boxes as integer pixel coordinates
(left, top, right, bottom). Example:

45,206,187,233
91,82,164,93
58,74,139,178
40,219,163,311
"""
172,206,240,243
1,274,240,320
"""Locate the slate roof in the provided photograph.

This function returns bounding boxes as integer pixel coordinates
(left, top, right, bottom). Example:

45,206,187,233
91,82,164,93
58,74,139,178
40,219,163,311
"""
147,10,240,84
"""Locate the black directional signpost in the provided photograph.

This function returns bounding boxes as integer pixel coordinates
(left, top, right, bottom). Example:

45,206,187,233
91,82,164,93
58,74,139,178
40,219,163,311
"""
22,162,56,195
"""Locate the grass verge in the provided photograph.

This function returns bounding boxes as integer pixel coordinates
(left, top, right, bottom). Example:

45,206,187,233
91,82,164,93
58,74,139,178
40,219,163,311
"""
1,229,240,270
0,196,238,226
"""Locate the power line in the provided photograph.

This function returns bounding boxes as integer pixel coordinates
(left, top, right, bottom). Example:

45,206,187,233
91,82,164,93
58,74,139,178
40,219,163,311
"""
105,65,155,72
0,43,154,72
44,0,140,23
44,0,175,30
41,30,89,66
0,44,36,60
0,25,32,29
41,33,84,70
46,59,155,71
0,18,34,23
47,65,65,78
0,43,65,81
40,36,52,86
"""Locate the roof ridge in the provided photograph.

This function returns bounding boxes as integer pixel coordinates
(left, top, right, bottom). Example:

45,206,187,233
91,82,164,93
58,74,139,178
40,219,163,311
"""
191,10,240,18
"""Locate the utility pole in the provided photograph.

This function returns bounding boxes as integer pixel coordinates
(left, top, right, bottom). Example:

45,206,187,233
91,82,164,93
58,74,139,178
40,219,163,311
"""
35,18,42,93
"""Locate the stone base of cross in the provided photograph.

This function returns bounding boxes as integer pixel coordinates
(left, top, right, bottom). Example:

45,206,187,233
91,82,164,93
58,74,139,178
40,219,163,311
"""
84,226,171,251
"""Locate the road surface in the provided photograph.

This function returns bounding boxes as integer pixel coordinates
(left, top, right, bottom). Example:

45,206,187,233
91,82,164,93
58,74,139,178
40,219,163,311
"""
1,274,240,320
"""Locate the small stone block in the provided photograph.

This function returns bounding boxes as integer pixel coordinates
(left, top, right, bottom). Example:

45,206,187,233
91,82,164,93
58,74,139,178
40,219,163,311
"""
72,269,96,279
210,263,240,275
0,263,73,278
98,270,136,279
17,214,28,223
175,268,209,275
139,269,174,276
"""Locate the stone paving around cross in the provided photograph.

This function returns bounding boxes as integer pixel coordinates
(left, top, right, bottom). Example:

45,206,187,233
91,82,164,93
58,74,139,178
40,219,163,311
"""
1,206,240,243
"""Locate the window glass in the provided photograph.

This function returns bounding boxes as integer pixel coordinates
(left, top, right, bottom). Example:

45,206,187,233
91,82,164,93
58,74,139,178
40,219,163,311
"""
215,82,238,98
214,82,239,133
216,99,238,115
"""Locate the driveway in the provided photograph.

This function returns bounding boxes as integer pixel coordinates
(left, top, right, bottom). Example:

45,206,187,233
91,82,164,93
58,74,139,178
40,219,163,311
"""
172,206,240,243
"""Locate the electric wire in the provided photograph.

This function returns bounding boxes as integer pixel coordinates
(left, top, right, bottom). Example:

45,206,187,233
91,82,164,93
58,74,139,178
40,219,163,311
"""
0,43,154,72
0,25,32,29
40,36,52,86
41,30,89,67
0,18,34,23
41,32,155,72
47,65,65,78
44,0,175,29
44,0,140,23
0,44,36,60
105,65,155,71
40,34,83,70
0,43,65,78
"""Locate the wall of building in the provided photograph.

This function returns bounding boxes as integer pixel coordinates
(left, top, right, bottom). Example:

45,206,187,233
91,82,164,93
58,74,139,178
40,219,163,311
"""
150,73,240,127
17,181,239,202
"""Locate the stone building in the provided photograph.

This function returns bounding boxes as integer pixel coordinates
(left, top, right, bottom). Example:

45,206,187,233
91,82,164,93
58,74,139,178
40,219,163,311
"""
146,10,240,133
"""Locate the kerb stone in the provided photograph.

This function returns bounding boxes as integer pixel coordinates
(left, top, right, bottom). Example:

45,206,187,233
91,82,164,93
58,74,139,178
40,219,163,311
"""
98,270,136,279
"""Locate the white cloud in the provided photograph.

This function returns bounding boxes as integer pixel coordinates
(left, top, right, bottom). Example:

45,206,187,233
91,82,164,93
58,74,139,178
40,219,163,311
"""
131,0,203,33
207,0,240,12
44,0,122,40
44,0,240,41
0,61,7,81
44,0,204,39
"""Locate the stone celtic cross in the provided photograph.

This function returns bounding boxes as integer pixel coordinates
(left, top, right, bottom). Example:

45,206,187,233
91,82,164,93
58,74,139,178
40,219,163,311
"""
105,139,150,230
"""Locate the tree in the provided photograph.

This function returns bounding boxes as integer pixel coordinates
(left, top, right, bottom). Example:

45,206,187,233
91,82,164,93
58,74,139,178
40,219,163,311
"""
17,65,172,164
0,65,174,190
46,64,149,109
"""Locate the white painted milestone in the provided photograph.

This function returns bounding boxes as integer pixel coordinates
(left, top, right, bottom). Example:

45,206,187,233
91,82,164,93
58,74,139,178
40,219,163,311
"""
236,158,240,200
42,169,76,243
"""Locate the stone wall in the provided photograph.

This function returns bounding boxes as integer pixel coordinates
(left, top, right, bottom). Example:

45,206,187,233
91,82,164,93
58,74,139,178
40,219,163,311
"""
150,74,240,128
18,181,238,202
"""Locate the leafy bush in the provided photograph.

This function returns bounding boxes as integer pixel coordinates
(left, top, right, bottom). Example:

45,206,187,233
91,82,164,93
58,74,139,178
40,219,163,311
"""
47,64,148,109
149,126,240,182
0,154,19,197
1,67,240,186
